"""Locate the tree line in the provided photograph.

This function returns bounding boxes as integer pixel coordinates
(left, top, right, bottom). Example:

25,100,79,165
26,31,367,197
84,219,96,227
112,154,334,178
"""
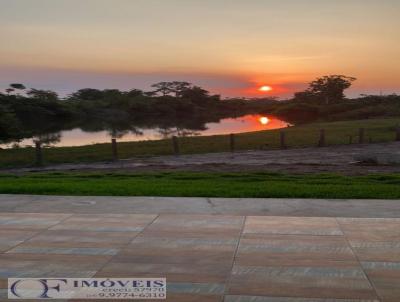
0,81,274,143
1,76,399,144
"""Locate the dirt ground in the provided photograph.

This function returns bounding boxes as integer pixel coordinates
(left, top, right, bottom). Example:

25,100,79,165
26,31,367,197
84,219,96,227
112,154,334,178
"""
5,141,400,175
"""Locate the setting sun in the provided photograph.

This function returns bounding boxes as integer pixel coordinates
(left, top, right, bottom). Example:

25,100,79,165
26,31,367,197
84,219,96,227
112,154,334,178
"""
259,116,269,125
259,85,272,92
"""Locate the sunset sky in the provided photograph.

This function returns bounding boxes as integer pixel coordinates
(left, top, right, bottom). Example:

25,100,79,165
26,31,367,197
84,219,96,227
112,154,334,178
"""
1,0,399,98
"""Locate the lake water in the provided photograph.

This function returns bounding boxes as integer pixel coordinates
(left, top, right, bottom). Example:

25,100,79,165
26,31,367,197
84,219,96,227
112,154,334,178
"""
3,114,290,148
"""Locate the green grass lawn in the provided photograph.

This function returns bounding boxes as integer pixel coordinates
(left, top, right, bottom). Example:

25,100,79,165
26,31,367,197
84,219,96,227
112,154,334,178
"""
1,118,399,168
1,172,400,199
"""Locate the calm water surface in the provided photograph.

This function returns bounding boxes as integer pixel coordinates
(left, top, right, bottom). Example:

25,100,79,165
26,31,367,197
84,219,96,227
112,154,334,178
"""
4,114,289,148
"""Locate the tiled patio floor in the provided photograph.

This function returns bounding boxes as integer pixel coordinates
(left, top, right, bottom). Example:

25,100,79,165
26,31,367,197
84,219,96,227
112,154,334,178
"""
0,213,399,301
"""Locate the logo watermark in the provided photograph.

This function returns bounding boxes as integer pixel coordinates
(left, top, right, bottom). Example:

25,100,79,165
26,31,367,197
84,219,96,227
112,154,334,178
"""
8,278,166,299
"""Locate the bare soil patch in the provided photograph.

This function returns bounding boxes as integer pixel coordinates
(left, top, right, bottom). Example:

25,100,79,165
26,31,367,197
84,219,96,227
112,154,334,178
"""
4,142,400,175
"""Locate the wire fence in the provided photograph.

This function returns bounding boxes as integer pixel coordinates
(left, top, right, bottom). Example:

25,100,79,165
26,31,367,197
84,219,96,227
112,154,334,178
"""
25,126,400,166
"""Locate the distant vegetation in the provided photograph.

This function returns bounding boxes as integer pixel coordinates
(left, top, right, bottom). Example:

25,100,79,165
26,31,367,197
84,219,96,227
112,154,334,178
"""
274,75,400,124
0,81,274,144
1,75,400,145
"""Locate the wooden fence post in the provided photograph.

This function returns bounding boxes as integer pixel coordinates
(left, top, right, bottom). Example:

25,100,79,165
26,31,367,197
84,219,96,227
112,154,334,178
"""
111,138,118,161
358,128,365,144
230,133,235,152
280,131,287,149
35,141,43,166
396,127,400,141
318,129,326,147
172,136,180,155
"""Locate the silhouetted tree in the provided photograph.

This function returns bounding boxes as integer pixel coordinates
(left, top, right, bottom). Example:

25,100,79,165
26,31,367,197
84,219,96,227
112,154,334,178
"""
10,83,26,90
33,132,62,146
69,88,104,100
151,82,172,96
180,86,215,106
5,83,26,96
307,75,356,104
102,89,123,99
126,89,143,97
0,103,21,142
151,81,192,97
170,81,192,97
181,86,209,98
293,91,318,102
27,89,58,101
5,88,14,95
143,91,157,97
